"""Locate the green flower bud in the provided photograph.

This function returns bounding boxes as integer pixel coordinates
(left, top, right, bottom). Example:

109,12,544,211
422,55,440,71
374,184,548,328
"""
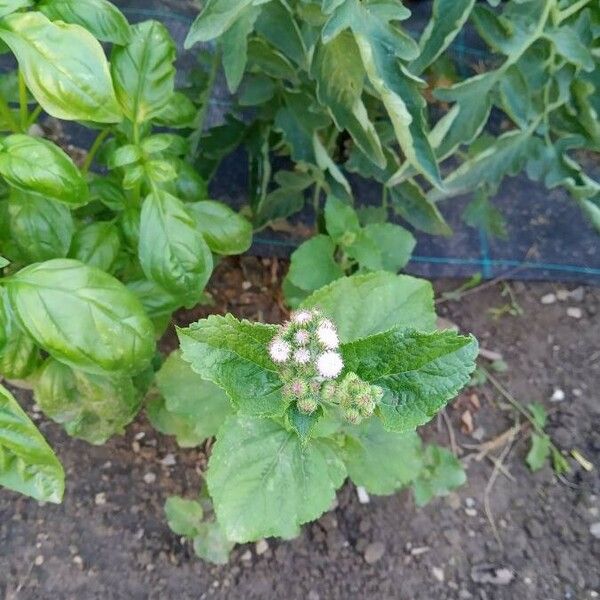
287,378,308,398
320,381,338,402
344,408,361,425
297,396,319,414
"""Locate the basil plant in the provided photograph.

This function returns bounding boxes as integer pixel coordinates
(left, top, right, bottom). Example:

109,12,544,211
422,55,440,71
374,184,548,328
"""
0,0,252,503
159,272,477,563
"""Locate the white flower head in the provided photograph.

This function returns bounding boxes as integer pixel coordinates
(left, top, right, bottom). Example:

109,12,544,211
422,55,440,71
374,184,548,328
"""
269,338,291,363
316,321,339,349
317,351,344,379
295,330,310,346
293,348,311,365
291,310,313,325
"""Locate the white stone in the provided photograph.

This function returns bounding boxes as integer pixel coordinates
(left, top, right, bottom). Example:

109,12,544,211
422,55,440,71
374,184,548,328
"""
566,307,582,319
143,472,156,484
551,388,565,402
540,293,556,305
590,522,600,539
255,539,269,555
356,486,370,504
432,567,445,583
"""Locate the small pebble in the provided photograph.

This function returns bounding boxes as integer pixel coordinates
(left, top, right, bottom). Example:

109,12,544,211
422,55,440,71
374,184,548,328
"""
432,566,445,583
34,555,44,566
465,508,477,517
242,281,252,290
590,522,600,539
255,539,269,555
567,307,582,319
570,287,584,302
551,388,566,402
73,556,83,569
557,289,570,301
134,432,145,441
356,486,370,504
540,293,556,305
143,472,156,484
161,454,176,467
364,542,385,564
132,441,141,453
94,492,107,506
240,550,252,562
465,497,475,508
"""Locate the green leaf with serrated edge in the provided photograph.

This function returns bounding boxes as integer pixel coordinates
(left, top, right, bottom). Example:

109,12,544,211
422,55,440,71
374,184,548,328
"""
0,325,39,380
185,0,256,47
526,433,551,472
463,190,508,240
300,271,436,342
0,0,32,19
70,221,120,272
8,191,73,262
193,522,235,565
287,235,344,293
207,416,346,542
0,135,88,206
111,21,175,124
286,404,323,442
344,420,422,495
410,0,475,75
412,445,465,506
324,195,361,246
5,259,154,375
390,181,452,236
0,383,64,503
154,351,231,441
33,358,141,445
147,395,207,447
154,92,197,129
165,496,204,537
342,329,478,432
178,315,285,417
0,12,122,123
359,223,416,272
312,32,385,168
187,201,252,256
139,190,213,304
38,0,131,45
346,228,382,270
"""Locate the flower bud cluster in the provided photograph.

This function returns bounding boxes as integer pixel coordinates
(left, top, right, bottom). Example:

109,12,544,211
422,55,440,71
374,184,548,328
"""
323,372,384,425
268,309,344,415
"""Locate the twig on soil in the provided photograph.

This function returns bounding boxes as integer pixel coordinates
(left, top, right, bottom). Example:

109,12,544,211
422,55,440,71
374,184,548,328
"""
462,424,523,461
441,409,459,457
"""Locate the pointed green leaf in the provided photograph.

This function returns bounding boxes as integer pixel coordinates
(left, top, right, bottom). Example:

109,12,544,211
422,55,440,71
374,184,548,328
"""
207,416,346,542
165,496,204,537
324,195,361,246
70,221,120,272
0,383,64,503
526,433,551,471
193,522,235,565
412,444,465,506
287,235,344,293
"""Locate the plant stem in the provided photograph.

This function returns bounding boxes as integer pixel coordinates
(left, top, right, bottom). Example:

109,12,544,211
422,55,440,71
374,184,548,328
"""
18,70,28,131
26,105,43,129
189,48,220,159
312,182,322,215
0,95,19,133
557,0,590,23
82,128,111,174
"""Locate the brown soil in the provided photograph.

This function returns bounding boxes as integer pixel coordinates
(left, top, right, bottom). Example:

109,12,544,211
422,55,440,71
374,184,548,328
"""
1,258,599,600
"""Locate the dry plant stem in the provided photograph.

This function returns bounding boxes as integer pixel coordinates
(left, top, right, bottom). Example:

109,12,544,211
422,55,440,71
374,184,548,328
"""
441,408,459,457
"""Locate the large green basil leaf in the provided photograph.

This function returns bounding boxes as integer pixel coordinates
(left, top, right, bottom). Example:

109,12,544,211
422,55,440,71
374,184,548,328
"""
148,350,231,447
342,328,478,432
301,271,436,342
0,12,122,122
0,383,64,503
0,135,88,206
5,259,155,375
187,200,252,256
111,20,176,124
69,221,120,272
206,416,346,542
139,190,213,304
178,314,285,417
0,322,40,380
343,420,423,495
154,92,197,129
34,359,141,444
312,31,385,168
8,190,74,262
38,0,131,45
0,0,32,19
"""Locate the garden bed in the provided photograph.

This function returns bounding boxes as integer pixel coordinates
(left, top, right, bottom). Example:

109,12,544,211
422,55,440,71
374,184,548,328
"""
1,257,599,600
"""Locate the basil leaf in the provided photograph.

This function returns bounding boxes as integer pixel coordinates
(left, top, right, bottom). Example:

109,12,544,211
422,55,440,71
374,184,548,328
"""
69,221,120,271
34,359,142,444
187,201,252,256
0,135,88,206
0,0,32,19
8,190,73,262
111,20,176,124
37,0,131,45
185,0,255,47
341,328,478,432
206,415,346,542
139,190,213,304
0,383,64,503
177,314,285,417
154,92,197,129
0,320,40,380
301,271,436,342
0,12,122,123
5,259,155,375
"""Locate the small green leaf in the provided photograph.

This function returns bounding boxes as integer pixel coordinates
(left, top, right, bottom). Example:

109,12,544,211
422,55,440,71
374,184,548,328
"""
69,221,120,272
528,403,547,429
344,420,423,495
526,433,551,471
412,445,466,506
324,196,361,246
287,235,344,293
0,11,122,122
111,20,176,124
358,223,416,272
0,135,88,206
5,259,155,375
463,190,508,239
165,496,204,537
185,0,255,47
193,522,235,565
342,328,478,432
187,201,252,256
300,271,436,342
154,92,197,129
0,383,64,503
33,358,142,444
0,0,32,19
178,315,285,417
38,0,131,45
286,403,324,442
207,416,346,542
